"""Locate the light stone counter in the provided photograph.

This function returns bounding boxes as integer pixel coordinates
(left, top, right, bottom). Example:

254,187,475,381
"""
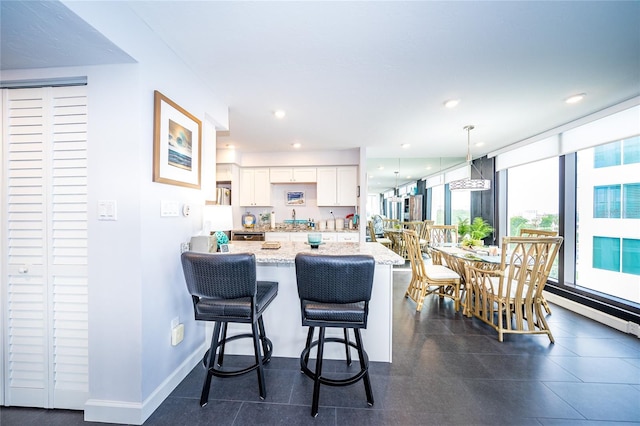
229,241,404,265
213,241,403,363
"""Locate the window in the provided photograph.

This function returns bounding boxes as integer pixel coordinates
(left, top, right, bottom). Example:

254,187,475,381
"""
594,141,621,168
507,158,559,236
450,190,470,227
623,136,640,165
623,183,640,219
430,184,445,224
593,185,621,218
577,140,640,304
593,236,621,272
622,239,640,275
507,157,559,278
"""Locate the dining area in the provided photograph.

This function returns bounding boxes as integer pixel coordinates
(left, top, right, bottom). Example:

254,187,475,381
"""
399,223,564,343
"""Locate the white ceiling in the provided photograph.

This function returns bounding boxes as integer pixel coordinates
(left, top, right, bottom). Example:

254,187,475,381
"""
2,1,639,193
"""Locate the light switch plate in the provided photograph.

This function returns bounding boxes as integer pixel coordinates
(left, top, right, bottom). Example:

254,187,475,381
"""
161,200,179,217
98,200,117,221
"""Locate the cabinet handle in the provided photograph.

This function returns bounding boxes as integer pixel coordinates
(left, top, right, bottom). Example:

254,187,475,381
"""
19,265,29,274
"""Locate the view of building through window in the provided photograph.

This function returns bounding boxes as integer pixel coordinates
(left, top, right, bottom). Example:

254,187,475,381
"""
576,137,640,304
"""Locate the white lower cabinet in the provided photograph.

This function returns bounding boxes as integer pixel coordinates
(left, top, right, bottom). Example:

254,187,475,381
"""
265,232,290,242
264,232,358,243
337,233,360,242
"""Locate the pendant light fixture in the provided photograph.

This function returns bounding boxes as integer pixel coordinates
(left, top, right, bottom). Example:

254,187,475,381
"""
449,125,491,191
390,159,403,202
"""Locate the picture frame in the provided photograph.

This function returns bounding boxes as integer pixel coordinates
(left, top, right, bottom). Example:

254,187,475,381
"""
153,90,202,189
219,243,230,253
285,191,305,206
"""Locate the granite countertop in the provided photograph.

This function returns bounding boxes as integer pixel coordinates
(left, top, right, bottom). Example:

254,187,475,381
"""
228,241,404,265
233,228,359,233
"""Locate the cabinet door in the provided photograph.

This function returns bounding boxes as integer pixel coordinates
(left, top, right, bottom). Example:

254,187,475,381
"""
239,169,256,206
320,233,338,243
289,233,309,242
337,233,360,242
253,169,271,206
336,166,357,206
316,168,337,206
292,168,317,182
269,168,292,183
240,169,272,206
265,232,290,242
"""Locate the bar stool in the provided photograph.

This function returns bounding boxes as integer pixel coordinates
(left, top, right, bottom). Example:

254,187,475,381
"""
181,252,278,406
294,253,376,417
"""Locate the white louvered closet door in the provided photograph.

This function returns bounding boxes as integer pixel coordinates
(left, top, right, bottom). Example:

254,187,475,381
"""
2,85,89,409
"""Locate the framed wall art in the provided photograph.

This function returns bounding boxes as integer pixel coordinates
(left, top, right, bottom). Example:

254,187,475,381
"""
153,90,202,189
285,191,305,206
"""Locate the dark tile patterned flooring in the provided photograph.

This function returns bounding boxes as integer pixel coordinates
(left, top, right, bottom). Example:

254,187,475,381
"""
2,269,640,425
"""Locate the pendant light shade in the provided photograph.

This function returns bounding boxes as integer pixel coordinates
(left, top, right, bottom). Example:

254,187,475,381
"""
449,125,491,191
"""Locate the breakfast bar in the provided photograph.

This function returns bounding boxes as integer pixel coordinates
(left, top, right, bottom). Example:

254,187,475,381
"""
218,241,404,362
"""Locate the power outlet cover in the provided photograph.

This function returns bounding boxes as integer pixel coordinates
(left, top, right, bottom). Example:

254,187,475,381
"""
171,324,184,346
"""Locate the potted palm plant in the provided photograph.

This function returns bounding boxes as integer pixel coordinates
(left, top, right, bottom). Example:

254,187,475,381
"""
458,217,494,247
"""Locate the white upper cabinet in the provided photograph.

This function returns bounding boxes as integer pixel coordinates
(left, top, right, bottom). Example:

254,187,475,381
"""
239,168,271,206
316,166,358,206
269,167,317,183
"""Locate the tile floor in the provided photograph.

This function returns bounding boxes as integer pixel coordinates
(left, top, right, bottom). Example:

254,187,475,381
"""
2,269,639,425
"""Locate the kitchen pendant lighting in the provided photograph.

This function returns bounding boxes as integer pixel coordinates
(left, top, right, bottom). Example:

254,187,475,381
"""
390,160,403,202
449,125,491,191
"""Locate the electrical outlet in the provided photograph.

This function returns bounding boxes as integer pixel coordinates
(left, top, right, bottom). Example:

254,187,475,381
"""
171,324,184,346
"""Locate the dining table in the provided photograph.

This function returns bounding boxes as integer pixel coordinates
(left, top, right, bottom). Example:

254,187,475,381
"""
429,244,502,316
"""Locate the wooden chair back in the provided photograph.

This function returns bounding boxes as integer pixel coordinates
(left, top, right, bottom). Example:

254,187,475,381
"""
429,225,458,246
519,228,558,237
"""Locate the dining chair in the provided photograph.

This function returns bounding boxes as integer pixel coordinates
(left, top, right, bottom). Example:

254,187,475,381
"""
404,230,461,311
428,225,458,256
519,228,559,315
464,236,563,342
367,220,392,249
419,220,434,255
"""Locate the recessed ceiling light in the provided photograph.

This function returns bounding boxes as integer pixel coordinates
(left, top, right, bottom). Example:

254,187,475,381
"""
377,165,384,170
475,142,485,147
425,166,432,170
565,93,586,104
401,143,410,149
444,99,460,109
405,175,412,179
291,142,301,148
274,109,286,119
225,144,235,150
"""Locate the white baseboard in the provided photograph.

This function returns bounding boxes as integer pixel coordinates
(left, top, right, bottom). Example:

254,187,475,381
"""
544,291,640,338
84,342,207,425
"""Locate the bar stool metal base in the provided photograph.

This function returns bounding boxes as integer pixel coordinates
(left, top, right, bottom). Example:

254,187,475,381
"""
299,327,374,417
200,318,273,406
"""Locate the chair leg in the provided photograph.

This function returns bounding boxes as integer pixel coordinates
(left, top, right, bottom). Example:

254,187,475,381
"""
311,327,325,417
303,327,314,368
251,322,267,400
257,317,271,364
354,328,374,406
200,321,222,407
217,322,228,367
343,328,352,366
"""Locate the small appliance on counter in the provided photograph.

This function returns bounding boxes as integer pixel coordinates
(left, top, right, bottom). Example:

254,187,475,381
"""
242,212,256,228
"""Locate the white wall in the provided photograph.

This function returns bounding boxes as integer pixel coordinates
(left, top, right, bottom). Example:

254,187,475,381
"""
3,1,229,423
